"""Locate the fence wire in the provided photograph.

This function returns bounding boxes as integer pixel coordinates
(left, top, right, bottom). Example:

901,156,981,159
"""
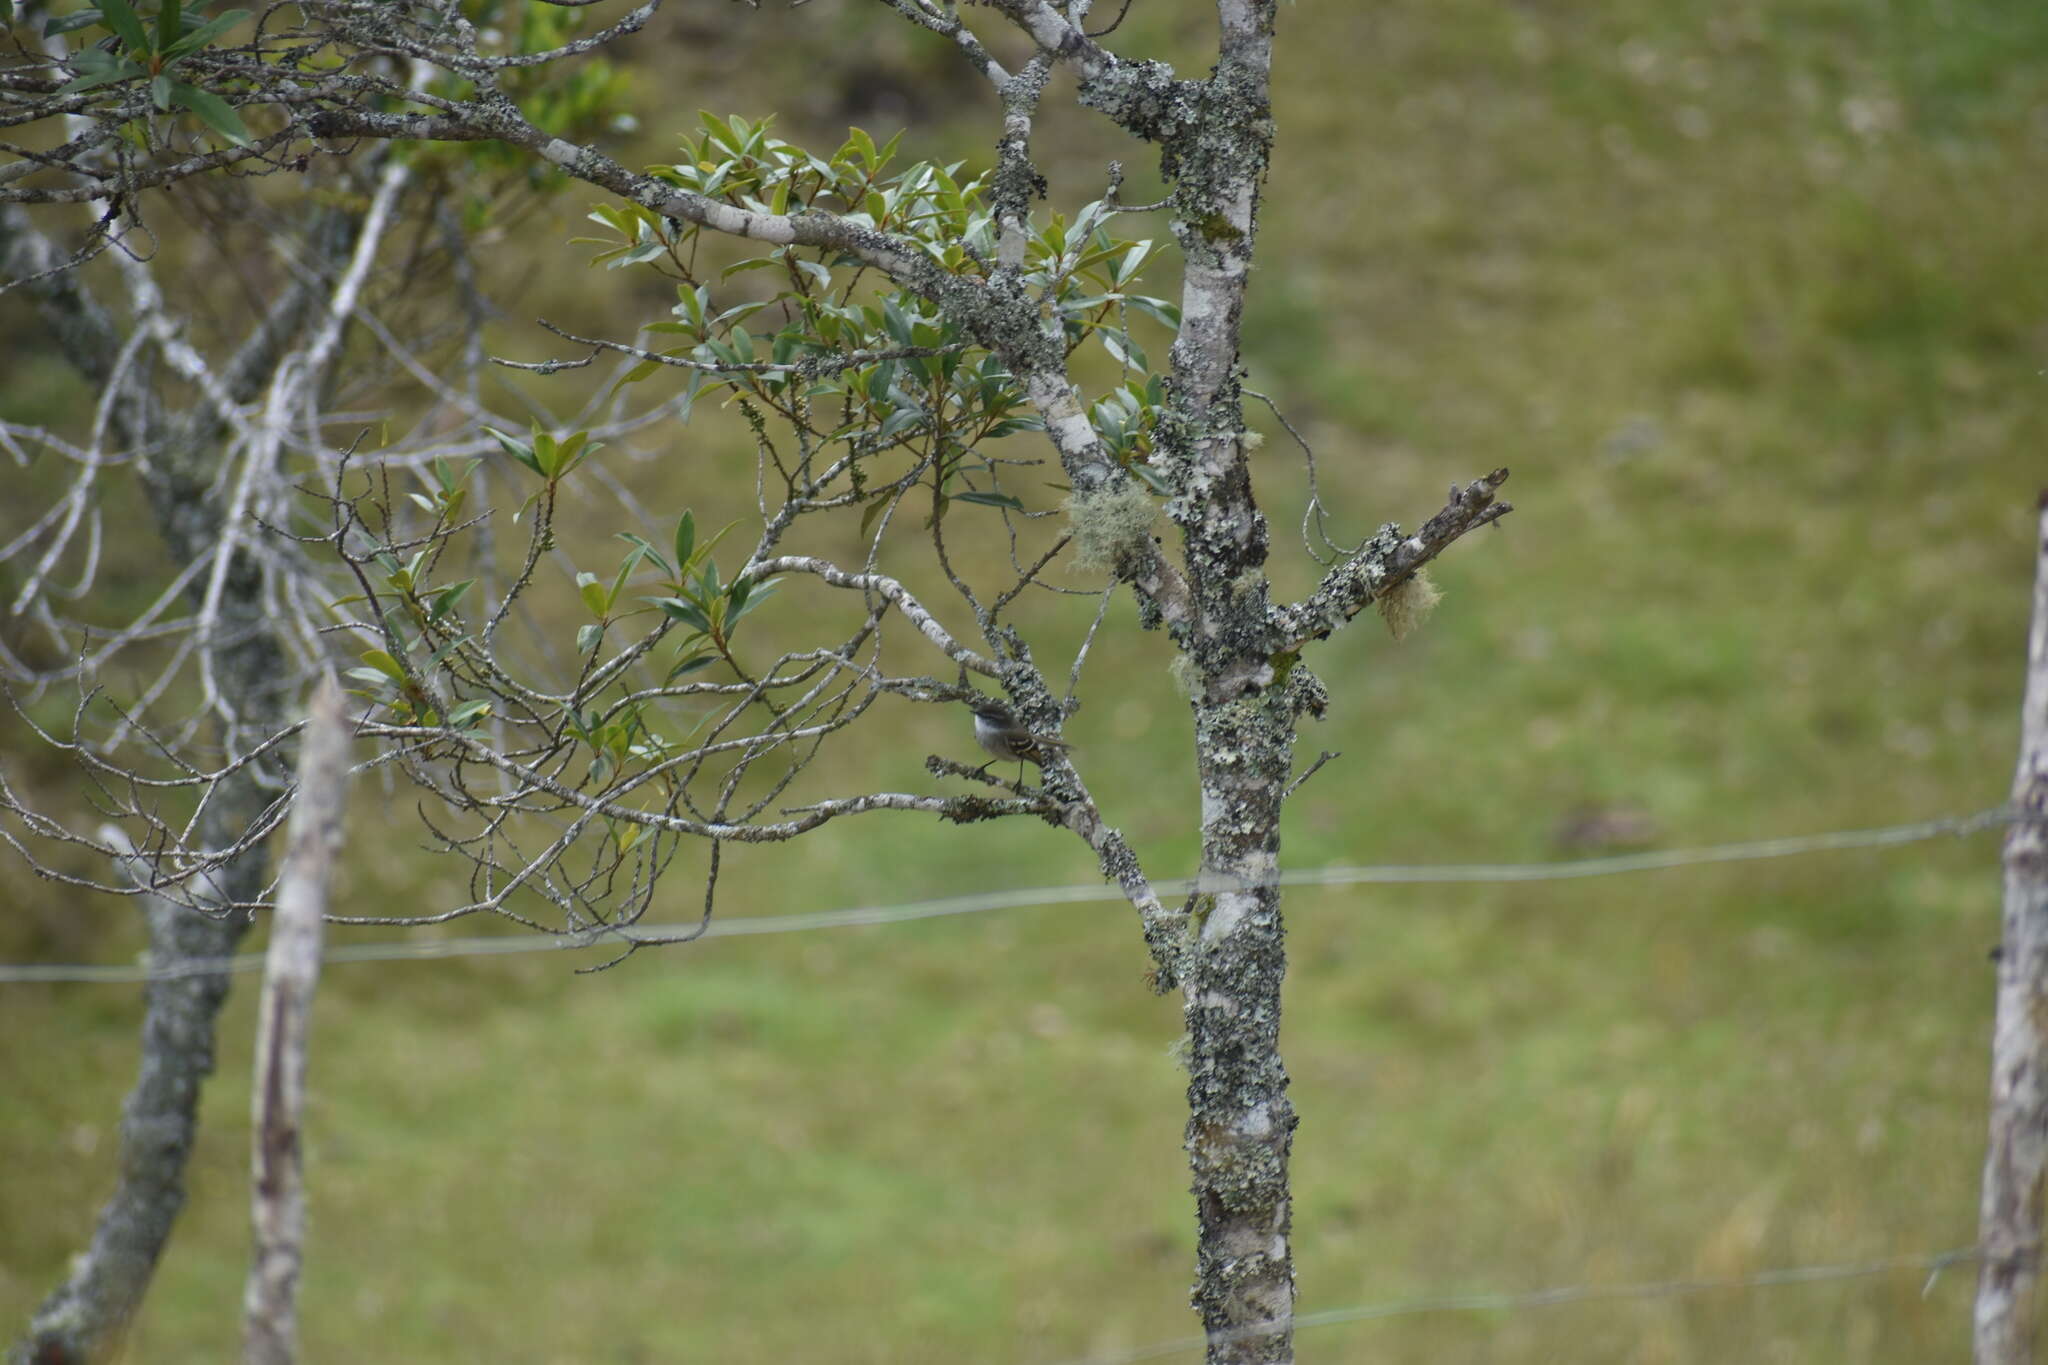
1044,1246,1980,1365
0,806,2014,985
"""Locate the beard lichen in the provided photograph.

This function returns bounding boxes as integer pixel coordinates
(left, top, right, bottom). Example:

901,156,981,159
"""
1377,568,1442,641
1067,480,1159,576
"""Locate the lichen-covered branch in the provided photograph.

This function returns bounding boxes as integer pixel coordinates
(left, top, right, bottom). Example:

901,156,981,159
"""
747,556,1000,676
1269,468,1512,653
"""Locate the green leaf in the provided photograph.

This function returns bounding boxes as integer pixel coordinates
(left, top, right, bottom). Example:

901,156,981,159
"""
156,0,182,53
712,299,770,331
666,653,717,683
166,80,251,145
484,424,543,476
422,634,469,674
674,283,708,331
615,532,673,578
551,429,599,479
57,58,144,96
577,571,609,619
529,427,560,478
359,649,407,681
1129,295,1182,330
673,510,695,574
609,547,642,610
447,699,492,728
93,0,149,54
45,8,109,37
846,125,876,168
428,579,474,623
728,581,777,626
881,297,914,346
161,7,246,58
954,490,1024,511
1113,241,1151,284
150,73,173,111
647,596,710,634
576,622,603,655
875,405,924,443
1100,330,1147,369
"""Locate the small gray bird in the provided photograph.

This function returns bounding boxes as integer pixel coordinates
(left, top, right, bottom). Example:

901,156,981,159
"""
966,696,1068,783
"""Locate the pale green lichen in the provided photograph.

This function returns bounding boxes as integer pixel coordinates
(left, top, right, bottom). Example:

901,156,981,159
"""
1378,568,1442,641
1168,651,1200,700
1067,481,1158,575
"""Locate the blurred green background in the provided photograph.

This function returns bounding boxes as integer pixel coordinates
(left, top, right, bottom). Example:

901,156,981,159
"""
4,0,2047,1360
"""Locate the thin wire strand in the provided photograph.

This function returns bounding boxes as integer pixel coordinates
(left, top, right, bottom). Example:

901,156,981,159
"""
1041,1246,1980,1365
0,807,2013,985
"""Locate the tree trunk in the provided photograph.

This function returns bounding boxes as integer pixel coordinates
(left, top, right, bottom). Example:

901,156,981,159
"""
1974,491,2048,1363
1158,4,1294,1358
1186,700,1299,1363
14,899,248,1365
242,677,349,1365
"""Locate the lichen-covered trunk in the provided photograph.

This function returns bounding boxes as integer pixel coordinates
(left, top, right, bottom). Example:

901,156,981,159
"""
1974,494,2048,1364
1186,697,1298,1363
1161,5,1292,1355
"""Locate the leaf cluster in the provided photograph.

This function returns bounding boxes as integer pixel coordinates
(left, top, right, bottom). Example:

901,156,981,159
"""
48,0,253,143
575,116,1184,543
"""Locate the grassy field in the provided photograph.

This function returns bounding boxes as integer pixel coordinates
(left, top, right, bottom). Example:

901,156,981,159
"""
4,0,2047,1360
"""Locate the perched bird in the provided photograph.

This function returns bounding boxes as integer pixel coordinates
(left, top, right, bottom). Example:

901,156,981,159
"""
966,696,1069,784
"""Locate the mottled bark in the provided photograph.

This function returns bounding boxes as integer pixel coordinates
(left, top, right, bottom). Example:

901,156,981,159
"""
1975,493,2048,1363
243,678,349,1365
1184,698,1298,1363
1145,4,1301,1359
